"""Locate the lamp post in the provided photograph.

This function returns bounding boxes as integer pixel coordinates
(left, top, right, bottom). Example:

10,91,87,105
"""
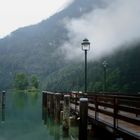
102,60,108,92
81,38,90,94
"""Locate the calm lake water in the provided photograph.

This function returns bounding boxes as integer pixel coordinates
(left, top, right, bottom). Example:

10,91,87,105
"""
0,91,101,140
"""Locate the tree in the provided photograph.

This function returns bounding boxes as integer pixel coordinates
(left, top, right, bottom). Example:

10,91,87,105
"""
31,76,39,89
15,73,29,90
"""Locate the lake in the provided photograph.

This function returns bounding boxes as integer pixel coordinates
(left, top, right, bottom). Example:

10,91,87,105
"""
0,91,101,140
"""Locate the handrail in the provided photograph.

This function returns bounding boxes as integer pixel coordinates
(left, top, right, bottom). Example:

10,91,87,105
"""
42,91,140,139
70,92,140,138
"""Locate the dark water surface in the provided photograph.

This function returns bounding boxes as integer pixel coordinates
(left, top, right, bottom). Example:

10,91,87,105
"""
0,91,101,140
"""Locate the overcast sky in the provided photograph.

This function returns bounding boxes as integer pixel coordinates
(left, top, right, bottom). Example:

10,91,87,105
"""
0,0,72,38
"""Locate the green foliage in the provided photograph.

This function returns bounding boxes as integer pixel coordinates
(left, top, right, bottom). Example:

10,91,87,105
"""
93,82,103,92
107,68,121,91
31,76,39,89
14,73,39,91
0,0,139,95
45,44,140,94
0,0,95,90
15,73,29,90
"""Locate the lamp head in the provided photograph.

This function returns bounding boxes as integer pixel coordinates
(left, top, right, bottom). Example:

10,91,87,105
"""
103,60,108,67
81,38,90,51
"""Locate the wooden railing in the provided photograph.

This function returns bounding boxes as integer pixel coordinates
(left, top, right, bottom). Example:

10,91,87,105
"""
70,93,140,139
42,91,140,140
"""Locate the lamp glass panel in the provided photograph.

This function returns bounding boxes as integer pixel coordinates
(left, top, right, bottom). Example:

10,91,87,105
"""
82,44,90,51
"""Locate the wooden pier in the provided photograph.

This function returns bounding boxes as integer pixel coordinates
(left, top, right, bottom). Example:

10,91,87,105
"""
42,91,140,140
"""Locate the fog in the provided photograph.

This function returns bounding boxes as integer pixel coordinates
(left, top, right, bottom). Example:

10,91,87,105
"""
61,0,140,61
0,0,73,38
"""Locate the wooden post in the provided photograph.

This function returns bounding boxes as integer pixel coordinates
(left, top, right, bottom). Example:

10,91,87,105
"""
42,91,47,123
42,91,47,108
0,94,1,114
79,98,88,140
50,93,55,117
2,91,6,122
63,95,70,136
47,94,50,114
54,93,61,123
95,96,98,121
0,92,1,106
75,93,78,113
113,97,118,130
2,91,6,107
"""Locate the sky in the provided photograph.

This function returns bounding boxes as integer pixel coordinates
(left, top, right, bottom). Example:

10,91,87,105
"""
61,0,140,61
0,0,73,38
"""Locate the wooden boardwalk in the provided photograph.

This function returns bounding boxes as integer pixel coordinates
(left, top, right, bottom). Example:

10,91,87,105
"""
71,104,140,137
42,91,140,140
70,93,140,140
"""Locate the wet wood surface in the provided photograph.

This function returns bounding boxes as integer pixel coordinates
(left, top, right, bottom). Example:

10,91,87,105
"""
70,103,140,138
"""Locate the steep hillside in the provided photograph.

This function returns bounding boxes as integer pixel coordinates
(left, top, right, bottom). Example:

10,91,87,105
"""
0,0,102,89
0,0,140,94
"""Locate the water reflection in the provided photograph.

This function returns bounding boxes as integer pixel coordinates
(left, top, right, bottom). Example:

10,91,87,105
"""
13,91,27,109
0,91,80,140
42,108,47,125
1,104,5,122
30,92,38,105
42,109,61,140
42,108,79,140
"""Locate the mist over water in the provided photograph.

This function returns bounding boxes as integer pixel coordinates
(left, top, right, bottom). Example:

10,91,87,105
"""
61,0,140,61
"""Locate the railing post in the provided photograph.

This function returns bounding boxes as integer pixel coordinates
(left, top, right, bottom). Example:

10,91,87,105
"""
113,96,118,131
50,93,54,117
2,91,6,122
54,93,61,123
63,95,70,136
2,91,6,108
0,92,1,106
42,91,47,124
95,95,98,121
75,93,78,113
42,91,47,108
47,94,51,114
60,94,64,123
79,98,88,140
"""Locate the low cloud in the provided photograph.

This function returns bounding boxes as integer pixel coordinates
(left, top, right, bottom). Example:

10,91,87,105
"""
61,0,140,61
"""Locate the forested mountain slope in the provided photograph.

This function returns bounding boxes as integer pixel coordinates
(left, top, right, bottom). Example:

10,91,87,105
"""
45,43,140,93
0,0,139,93
0,0,98,89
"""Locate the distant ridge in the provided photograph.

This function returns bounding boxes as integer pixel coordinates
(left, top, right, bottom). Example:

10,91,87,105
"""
0,0,139,93
0,0,99,89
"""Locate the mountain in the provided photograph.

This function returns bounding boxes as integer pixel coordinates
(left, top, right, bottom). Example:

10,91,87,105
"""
0,0,140,93
0,0,102,89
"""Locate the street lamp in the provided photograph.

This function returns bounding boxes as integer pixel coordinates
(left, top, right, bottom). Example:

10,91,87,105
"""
81,38,90,94
102,60,108,92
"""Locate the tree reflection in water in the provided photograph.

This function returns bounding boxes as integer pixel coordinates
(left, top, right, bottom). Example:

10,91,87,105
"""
0,91,79,140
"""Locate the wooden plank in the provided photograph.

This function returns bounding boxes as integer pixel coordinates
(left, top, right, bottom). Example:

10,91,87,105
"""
69,93,140,139
118,120,140,139
98,102,113,108
117,114,140,126
118,105,140,115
